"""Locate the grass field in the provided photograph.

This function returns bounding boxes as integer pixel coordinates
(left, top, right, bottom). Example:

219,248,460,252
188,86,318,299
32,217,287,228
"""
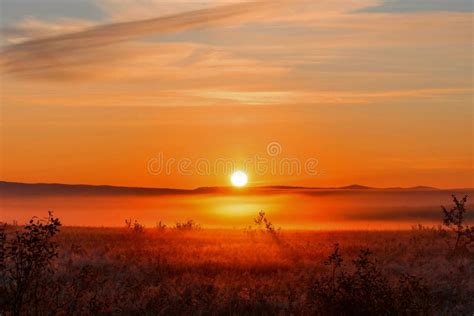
1,218,473,315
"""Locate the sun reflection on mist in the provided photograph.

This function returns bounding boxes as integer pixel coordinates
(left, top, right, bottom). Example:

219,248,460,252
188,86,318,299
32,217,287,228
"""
208,196,264,217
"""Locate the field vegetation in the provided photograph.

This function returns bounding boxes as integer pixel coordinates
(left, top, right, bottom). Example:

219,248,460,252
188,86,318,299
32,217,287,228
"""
0,196,473,315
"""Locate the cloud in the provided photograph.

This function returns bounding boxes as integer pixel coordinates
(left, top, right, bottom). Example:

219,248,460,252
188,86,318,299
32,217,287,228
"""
192,87,473,106
358,0,473,13
0,0,471,109
97,0,243,22
192,90,297,105
97,0,377,23
0,1,276,75
1,17,98,44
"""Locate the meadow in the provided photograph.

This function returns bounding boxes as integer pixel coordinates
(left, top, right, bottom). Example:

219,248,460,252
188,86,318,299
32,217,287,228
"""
1,200,473,315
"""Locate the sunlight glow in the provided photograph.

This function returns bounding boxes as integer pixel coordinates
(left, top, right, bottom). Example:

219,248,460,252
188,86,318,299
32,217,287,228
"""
231,171,248,187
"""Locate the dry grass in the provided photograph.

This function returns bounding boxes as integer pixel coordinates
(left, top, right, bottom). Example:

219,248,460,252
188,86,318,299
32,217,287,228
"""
2,224,472,315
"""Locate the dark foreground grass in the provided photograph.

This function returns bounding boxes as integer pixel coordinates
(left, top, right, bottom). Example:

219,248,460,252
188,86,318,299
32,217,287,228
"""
1,222,473,315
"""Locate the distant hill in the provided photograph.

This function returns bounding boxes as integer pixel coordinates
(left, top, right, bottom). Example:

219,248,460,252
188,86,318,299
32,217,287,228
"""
337,184,373,190
0,181,453,197
407,186,439,191
0,181,189,196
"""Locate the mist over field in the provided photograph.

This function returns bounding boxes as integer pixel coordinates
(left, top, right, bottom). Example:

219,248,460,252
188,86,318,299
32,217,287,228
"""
2,181,473,229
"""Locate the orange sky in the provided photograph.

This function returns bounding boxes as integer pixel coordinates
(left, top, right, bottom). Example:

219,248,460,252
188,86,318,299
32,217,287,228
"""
0,0,473,189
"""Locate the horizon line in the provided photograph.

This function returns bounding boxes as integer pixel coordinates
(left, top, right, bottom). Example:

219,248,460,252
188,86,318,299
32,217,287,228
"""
1,180,473,191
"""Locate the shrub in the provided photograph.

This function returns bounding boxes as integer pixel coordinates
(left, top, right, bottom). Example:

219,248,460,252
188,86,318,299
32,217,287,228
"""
1,212,61,316
308,244,433,315
156,221,167,232
254,210,281,241
0,223,6,271
175,220,201,231
0,224,7,310
125,219,145,234
441,195,474,256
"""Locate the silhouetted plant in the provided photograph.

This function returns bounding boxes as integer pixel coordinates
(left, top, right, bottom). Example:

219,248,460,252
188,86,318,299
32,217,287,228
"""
174,220,201,231
0,223,7,311
441,195,474,256
0,223,6,271
254,210,266,226
3,212,61,316
156,221,167,232
324,243,343,291
254,211,281,239
395,273,434,313
308,244,433,315
125,219,145,234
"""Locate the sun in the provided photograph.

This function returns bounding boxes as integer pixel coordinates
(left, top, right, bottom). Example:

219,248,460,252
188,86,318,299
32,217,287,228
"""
230,171,248,187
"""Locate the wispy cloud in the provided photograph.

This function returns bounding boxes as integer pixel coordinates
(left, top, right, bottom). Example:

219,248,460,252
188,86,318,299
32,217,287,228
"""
358,0,473,13
1,0,471,109
97,0,242,22
0,1,275,75
192,87,473,106
1,17,98,44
